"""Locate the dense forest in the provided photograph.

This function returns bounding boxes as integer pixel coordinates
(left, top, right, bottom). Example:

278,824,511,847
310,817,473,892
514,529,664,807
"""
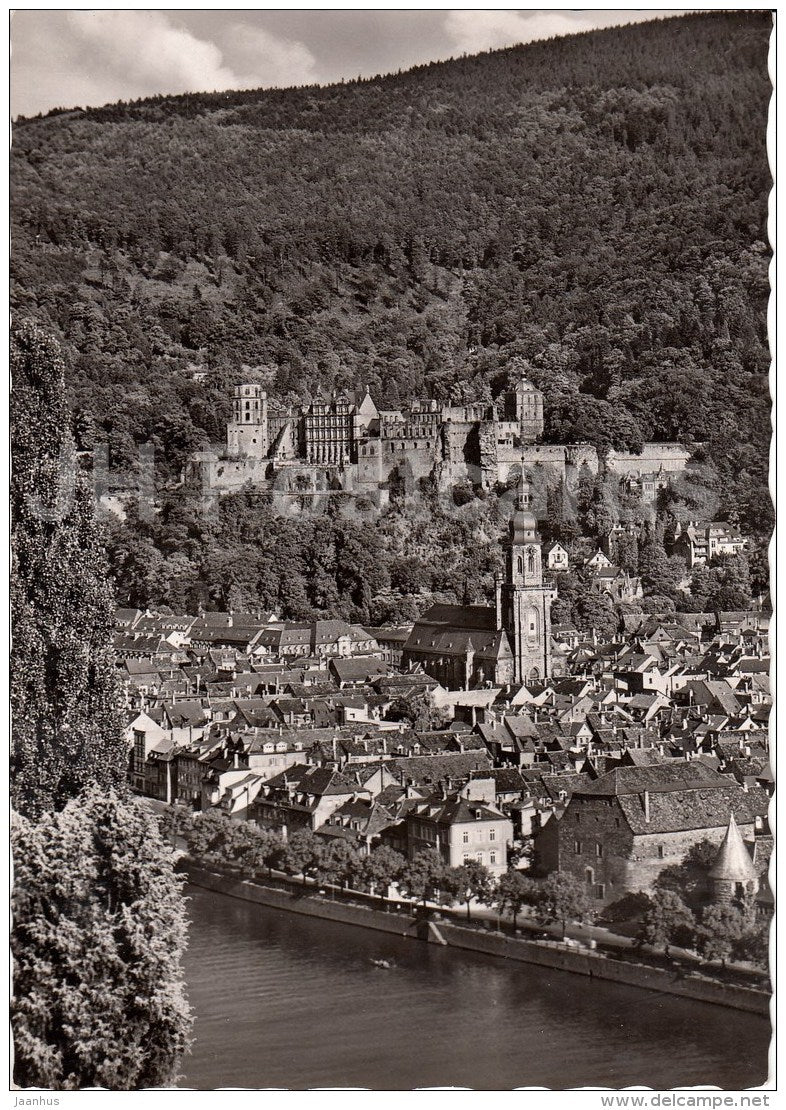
11,12,772,615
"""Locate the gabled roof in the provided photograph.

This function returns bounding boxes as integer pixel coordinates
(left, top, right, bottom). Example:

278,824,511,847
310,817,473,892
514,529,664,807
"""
412,796,506,827
579,761,729,797
616,786,769,837
330,657,391,682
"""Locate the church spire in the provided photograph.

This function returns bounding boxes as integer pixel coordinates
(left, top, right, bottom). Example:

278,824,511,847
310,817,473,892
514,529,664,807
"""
517,469,532,511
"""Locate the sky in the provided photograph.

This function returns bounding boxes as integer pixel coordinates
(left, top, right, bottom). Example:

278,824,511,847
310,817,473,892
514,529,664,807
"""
11,8,699,119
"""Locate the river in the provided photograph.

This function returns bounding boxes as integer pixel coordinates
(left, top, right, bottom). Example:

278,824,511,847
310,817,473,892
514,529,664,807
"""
179,885,771,1091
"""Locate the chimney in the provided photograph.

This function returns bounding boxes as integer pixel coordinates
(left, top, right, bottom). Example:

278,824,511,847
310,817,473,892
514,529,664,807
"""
643,790,650,823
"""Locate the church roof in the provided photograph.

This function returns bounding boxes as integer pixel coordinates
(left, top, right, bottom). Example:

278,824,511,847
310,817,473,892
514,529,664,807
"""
418,603,497,631
406,601,515,660
708,813,759,882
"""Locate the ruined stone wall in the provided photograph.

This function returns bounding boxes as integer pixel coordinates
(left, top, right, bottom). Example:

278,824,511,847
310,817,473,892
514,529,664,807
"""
607,443,692,476
190,455,269,494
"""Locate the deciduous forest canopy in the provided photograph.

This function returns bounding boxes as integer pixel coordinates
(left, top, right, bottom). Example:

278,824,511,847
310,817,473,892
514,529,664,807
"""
11,11,772,616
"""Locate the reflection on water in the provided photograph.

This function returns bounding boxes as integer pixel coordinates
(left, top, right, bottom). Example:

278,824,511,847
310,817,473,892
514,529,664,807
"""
180,886,770,1091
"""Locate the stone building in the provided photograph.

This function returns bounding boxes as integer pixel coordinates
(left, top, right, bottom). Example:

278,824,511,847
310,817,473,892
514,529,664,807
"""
497,477,557,683
537,762,769,903
188,375,694,501
303,391,354,464
384,785,513,877
227,383,268,459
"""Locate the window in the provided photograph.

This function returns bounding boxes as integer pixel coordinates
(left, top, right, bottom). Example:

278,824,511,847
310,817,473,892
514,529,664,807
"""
615,818,620,828
657,845,664,859
595,884,606,900
575,812,580,824
463,853,471,863
490,852,497,866
595,844,603,859
462,830,469,844
574,840,582,855
476,851,483,863
489,829,496,841
527,549,535,574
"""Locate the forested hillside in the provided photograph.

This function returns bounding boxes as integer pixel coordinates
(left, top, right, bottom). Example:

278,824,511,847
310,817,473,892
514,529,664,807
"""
11,12,772,616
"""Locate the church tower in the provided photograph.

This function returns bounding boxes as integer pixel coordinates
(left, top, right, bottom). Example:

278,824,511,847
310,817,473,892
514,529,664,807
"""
496,474,556,683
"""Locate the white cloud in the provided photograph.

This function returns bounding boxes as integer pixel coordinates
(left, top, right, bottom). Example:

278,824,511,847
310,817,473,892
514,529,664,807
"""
11,11,317,117
443,9,679,55
444,10,582,54
222,23,318,88
66,11,246,95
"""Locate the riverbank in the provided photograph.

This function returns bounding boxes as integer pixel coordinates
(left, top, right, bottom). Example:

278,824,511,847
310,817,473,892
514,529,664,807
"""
183,861,770,1016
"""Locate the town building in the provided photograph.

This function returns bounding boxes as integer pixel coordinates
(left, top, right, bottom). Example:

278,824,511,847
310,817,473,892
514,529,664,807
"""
545,541,570,572
537,762,769,902
671,521,750,568
383,783,513,876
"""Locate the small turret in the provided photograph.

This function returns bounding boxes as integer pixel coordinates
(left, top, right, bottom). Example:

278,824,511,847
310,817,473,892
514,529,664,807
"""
708,813,759,903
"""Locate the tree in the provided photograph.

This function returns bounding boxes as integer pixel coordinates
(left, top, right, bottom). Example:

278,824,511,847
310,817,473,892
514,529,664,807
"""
639,889,696,955
385,692,444,730
638,534,682,599
495,869,536,930
697,903,747,967
575,585,618,641
545,480,579,545
733,918,770,970
540,873,591,938
446,860,495,922
400,849,449,908
359,845,407,895
11,789,192,1090
184,809,230,859
11,321,127,818
316,838,363,889
222,819,273,871
157,802,194,846
283,828,325,886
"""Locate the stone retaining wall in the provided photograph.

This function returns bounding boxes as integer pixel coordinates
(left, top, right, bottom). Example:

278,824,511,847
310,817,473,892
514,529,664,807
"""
185,864,770,1017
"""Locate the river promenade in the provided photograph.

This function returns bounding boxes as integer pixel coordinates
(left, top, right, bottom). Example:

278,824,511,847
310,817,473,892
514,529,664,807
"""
181,858,770,1016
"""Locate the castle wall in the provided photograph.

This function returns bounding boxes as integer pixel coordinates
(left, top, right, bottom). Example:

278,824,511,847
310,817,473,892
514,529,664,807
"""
607,444,691,476
195,379,688,507
497,443,601,486
189,455,269,494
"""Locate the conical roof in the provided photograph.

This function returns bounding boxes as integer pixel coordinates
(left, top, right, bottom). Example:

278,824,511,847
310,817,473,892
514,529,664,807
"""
708,813,758,882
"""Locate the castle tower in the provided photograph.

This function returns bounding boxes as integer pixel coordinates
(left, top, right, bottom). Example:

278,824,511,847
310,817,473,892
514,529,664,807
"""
707,813,759,903
515,378,544,442
227,383,269,459
497,473,556,683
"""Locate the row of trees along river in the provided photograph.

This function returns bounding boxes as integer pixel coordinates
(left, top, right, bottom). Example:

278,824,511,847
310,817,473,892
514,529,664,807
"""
170,806,769,971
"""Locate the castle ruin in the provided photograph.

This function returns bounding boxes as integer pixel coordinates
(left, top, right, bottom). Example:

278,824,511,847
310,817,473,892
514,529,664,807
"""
185,377,692,506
